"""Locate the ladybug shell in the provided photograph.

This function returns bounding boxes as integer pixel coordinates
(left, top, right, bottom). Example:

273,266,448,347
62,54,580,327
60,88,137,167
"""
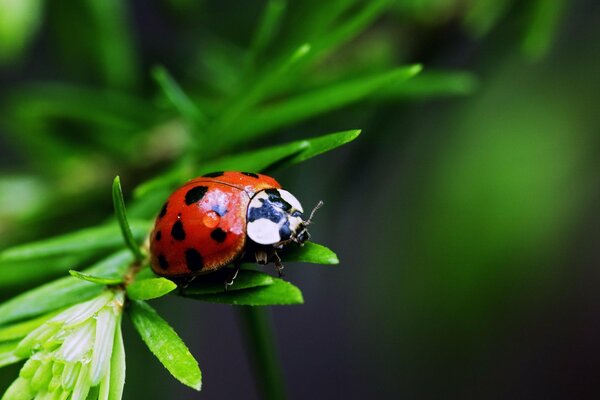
150,171,281,277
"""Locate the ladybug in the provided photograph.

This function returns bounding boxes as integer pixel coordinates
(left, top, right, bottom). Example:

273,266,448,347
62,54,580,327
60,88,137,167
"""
149,171,322,287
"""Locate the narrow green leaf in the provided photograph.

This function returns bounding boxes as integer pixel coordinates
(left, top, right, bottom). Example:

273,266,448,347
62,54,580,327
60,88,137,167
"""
8,83,154,128
129,301,202,390
132,160,193,199
126,278,177,301
112,176,145,262
247,0,287,66
0,340,22,368
213,43,311,139
69,270,123,285
208,129,361,175
152,65,206,126
271,130,360,170
0,312,57,342
0,0,43,64
228,65,421,142
196,140,308,175
0,252,98,289
521,0,565,60
0,250,133,326
108,319,126,400
280,242,339,265
133,129,360,201
309,0,392,60
187,278,303,306
0,220,151,262
85,0,138,89
181,269,275,296
463,0,512,37
378,70,479,99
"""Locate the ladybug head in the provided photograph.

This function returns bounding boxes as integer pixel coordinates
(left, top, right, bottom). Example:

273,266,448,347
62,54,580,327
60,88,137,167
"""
246,188,323,247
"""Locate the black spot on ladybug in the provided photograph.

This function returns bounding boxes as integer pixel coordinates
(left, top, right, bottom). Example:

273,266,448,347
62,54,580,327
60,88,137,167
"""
185,186,208,205
202,171,223,178
171,220,186,241
157,255,169,270
158,202,168,218
241,172,259,178
211,204,228,216
210,228,227,243
185,248,204,271
155,231,162,241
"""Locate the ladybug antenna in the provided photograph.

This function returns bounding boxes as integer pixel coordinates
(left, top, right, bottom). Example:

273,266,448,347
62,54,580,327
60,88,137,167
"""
304,200,324,226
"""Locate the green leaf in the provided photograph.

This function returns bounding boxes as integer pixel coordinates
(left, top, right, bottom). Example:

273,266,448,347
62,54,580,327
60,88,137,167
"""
0,312,57,342
308,0,392,61
249,3,288,65
205,129,361,174
126,278,177,301
0,340,22,368
187,278,303,306
463,0,512,37
68,270,123,285
85,0,138,89
0,0,43,64
112,176,145,261
134,129,360,200
8,83,154,129
108,319,126,400
521,0,565,60
247,0,287,67
129,301,202,390
0,220,151,262
213,43,311,140
227,65,421,142
378,70,479,99
0,252,98,289
0,251,133,326
280,242,339,265
182,269,275,296
152,65,206,127
272,129,361,170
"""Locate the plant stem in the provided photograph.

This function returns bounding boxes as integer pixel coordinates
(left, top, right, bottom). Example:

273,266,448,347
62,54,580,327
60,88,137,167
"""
238,307,286,400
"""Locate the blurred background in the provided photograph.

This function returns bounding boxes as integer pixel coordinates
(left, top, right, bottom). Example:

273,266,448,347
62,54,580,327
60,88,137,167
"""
1,0,600,398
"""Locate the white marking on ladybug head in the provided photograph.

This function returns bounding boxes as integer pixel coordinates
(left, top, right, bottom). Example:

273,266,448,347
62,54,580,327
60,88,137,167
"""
278,190,303,213
247,219,282,245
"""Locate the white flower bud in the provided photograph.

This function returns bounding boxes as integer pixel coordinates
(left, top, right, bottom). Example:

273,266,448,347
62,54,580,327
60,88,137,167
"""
4,289,125,400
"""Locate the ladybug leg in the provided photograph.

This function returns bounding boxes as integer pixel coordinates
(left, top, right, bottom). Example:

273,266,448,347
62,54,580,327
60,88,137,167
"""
224,258,242,292
254,248,284,277
271,250,284,278
255,249,269,265
178,275,197,295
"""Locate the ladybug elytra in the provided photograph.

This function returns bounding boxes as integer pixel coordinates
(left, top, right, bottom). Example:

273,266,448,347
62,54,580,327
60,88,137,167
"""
149,171,322,286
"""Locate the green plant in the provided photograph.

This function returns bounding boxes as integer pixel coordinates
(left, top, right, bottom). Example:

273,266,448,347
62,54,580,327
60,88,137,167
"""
0,131,349,398
0,0,568,398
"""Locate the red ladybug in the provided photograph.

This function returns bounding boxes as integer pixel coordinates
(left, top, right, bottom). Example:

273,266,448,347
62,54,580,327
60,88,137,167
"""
149,171,322,285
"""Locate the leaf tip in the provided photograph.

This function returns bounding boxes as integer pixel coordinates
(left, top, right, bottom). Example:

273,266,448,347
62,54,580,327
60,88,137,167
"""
348,129,362,140
408,63,423,76
151,64,167,80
